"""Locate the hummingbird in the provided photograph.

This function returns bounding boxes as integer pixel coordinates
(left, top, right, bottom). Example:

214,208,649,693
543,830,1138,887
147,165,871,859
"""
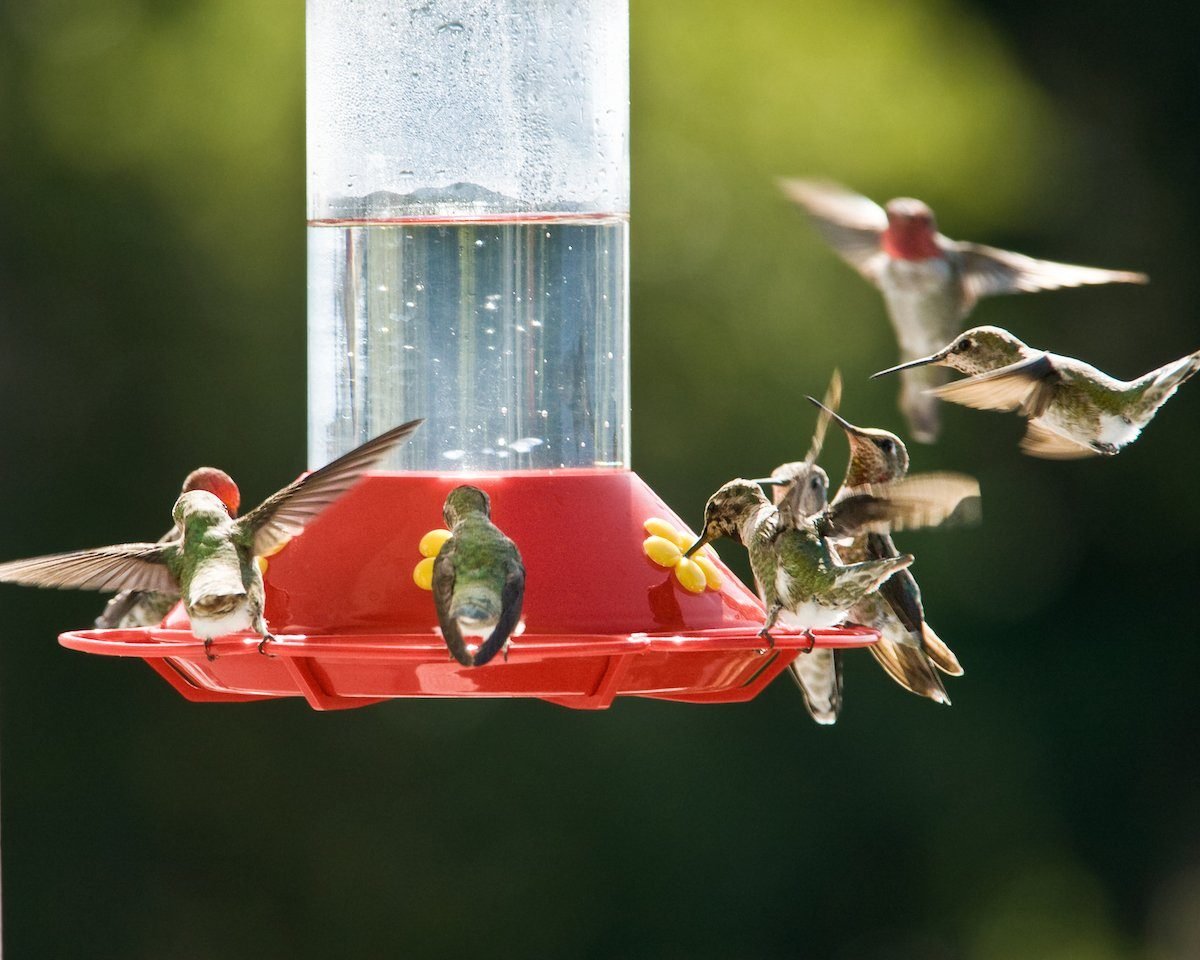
94,467,241,630
872,325,1200,459
751,371,845,723
806,397,966,704
779,178,1148,443
684,473,975,722
0,420,423,655
431,485,525,668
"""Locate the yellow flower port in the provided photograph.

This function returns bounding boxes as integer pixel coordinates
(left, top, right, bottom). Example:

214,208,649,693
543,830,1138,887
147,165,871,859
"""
641,518,722,594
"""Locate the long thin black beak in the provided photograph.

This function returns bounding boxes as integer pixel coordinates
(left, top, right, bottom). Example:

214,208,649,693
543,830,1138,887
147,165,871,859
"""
806,395,864,437
683,533,711,558
870,352,946,379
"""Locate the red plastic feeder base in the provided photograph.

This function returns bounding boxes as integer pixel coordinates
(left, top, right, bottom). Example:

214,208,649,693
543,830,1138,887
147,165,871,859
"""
59,470,879,711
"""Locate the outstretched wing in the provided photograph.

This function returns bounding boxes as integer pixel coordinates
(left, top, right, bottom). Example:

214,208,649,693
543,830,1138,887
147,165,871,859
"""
824,472,981,538
931,354,1061,418
242,418,423,558
956,241,1147,310
0,543,175,593
778,178,887,280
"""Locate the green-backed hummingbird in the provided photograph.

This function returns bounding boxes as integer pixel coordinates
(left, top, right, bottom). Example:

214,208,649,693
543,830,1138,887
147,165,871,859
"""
94,467,241,629
431,485,525,668
779,178,1147,443
0,420,423,654
873,325,1200,459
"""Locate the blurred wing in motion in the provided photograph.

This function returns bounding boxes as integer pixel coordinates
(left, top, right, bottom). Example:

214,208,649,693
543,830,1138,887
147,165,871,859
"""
806,368,843,465
243,418,423,557
1020,421,1100,460
778,178,887,280
957,242,1147,310
788,648,843,726
931,354,1061,418
0,543,175,593
825,472,981,537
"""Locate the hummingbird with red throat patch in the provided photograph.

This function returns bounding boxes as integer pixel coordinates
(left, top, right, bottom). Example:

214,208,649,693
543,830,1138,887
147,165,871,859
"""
779,178,1147,443
94,467,241,629
0,420,423,655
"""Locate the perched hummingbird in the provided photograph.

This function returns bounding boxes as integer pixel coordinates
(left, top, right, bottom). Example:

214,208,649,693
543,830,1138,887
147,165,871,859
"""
0,420,423,654
779,178,1148,443
431,485,525,668
873,325,1200,459
807,397,966,704
94,467,241,630
752,371,845,723
685,473,974,723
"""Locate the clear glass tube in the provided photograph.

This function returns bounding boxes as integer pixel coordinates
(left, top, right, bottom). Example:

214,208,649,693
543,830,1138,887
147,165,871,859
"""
306,0,630,471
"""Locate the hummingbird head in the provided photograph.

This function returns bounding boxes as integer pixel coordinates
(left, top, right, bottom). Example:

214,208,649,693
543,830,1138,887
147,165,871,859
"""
805,397,909,485
443,484,491,526
172,490,233,530
882,197,940,261
182,467,240,517
684,479,769,556
872,325,1031,379
760,461,829,515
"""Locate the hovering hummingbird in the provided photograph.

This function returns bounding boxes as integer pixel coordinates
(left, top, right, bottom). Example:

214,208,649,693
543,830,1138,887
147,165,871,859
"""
0,420,423,655
431,485,525,668
873,325,1200,459
94,467,242,630
806,397,966,704
779,178,1148,443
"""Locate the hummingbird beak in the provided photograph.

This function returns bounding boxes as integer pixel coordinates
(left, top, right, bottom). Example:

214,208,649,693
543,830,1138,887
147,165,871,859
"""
749,477,784,487
870,350,948,379
806,396,866,439
683,533,711,558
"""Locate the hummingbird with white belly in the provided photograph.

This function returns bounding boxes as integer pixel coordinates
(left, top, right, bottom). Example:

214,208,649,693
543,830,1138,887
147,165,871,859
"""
805,397,966,704
94,467,242,629
685,471,976,723
752,371,845,723
0,420,423,655
779,178,1148,443
432,485,525,668
873,325,1200,459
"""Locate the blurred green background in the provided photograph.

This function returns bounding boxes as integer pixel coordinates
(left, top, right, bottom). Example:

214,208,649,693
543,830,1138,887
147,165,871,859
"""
1,1,1199,957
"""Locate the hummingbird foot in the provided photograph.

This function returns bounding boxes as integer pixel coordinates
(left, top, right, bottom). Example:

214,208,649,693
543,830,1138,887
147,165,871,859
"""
203,638,217,662
257,634,275,656
755,625,776,650
502,642,511,664
803,629,817,654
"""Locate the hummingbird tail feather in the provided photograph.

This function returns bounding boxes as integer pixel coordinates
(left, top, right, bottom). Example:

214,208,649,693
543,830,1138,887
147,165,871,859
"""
920,623,963,676
470,625,512,668
869,639,951,704
787,649,843,725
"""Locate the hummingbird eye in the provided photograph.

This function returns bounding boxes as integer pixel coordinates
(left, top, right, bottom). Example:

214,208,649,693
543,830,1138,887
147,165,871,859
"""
954,337,974,353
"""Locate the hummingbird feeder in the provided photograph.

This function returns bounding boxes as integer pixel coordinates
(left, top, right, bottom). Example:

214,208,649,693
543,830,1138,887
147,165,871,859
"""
59,0,878,710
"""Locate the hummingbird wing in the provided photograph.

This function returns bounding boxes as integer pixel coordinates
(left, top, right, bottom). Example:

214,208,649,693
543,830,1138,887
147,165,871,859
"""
868,635,950,704
956,241,1147,309
805,368,843,465
240,418,423,557
471,557,525,668
920,622,963,676
930,354,1061,418
787,649,843,726
1019,420,1100,460
430,539,473,667
95,522,182,628
778,178,887,280
866,532,924,642
823,472,981,538
0,543,176,593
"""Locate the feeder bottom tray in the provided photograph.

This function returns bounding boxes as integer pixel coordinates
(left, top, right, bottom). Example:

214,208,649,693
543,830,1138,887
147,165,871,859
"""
59,470,879,711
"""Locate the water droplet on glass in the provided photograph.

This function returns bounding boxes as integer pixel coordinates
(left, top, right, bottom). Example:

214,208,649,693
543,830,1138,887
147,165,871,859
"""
442,449,466,461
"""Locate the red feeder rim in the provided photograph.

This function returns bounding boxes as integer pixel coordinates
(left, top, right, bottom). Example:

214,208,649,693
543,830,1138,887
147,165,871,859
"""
59,471,879,711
